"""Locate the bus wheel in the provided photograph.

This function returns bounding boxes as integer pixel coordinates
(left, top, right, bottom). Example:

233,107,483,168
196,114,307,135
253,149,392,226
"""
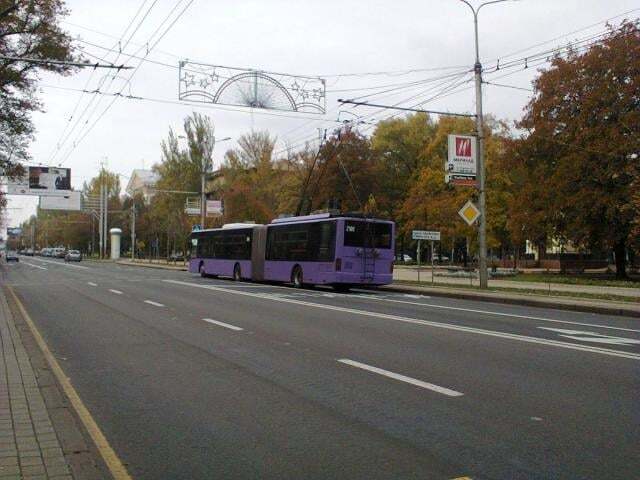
199,263,206,278
292,266,303,288
233,263,242,281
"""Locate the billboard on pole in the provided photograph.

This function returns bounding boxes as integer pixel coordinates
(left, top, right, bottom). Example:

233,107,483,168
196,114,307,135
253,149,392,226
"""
39,191,81,211
206,200,223,217
446,134,477,186
7,166,72,196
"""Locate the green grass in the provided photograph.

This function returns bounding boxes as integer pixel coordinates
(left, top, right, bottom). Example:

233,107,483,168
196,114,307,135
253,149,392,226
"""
393,280,640,304
500,273,639,288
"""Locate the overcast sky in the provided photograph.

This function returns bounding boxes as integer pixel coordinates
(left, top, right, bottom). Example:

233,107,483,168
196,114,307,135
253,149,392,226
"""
3,0,639,228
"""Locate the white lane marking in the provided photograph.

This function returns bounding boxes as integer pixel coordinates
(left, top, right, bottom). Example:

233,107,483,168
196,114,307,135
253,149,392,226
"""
403,294,422,299
33,258,90,270
144,300,164,307
163,279,640,361
22,262,47,270
202,318,243,331
340,292,640,333
109,289,123,295
88,282,98,287
538,327,640,346
338,359,463,397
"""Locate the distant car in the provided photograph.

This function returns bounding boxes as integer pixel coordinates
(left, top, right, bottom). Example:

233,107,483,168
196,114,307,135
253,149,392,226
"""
24,248,34,256
5,251,19,262
169,251,184,261
54,248,66,258
64,250,82,262
434,254,450,262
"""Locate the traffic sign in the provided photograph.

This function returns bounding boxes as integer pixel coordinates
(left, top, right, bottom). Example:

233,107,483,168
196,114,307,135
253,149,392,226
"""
458,200,480,226
412,230,441,241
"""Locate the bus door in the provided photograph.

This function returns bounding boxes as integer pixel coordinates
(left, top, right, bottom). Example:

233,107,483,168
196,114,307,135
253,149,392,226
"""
251,226,268,281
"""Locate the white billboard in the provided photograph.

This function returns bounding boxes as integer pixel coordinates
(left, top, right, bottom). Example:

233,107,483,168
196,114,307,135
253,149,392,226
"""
446,134,477,186
39,191,81,211
206,200,223,217
412,230,441,241
7,166,72,196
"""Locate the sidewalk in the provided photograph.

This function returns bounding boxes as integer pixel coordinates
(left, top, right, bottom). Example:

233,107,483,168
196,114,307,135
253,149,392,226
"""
0,286,108,479
0,289,73,479
393,267,640,299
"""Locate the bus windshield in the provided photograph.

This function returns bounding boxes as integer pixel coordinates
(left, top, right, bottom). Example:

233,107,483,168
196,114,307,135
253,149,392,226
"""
343,220,392,249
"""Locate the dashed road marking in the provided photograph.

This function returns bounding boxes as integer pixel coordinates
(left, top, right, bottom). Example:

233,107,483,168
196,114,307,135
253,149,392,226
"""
144,300,164,307
88,282,98,287
202,318,244,331
22,262,47,270
34,257,89,270
338,359,464,397
109,289,123,295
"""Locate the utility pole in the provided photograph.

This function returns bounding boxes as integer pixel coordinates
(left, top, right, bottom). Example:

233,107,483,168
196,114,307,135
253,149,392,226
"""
103,177,108,258
200,167,206,228
459,0,513,289
200,136,231,228
99,179,104,259
131,200,136,261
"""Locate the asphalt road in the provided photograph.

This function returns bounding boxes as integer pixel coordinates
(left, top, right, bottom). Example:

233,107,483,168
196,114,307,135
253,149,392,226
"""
3,257,639,479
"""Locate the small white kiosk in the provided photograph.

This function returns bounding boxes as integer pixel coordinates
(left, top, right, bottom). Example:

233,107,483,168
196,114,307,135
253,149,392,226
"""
110,228,122,260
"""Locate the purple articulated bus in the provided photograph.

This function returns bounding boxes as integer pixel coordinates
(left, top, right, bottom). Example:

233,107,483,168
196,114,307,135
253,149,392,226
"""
189,213,395,290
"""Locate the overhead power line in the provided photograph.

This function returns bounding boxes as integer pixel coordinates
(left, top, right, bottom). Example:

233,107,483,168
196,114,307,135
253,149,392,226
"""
47,0,157,165
55,0,195,167
482,81,533,92
337,99,476,117
0,56,132,69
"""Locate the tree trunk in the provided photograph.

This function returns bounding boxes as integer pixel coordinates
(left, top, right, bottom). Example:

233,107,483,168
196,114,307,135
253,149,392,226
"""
614,240,627,279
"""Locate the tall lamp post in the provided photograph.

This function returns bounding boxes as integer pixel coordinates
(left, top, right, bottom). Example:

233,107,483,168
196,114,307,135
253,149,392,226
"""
200,136,231,228
459,0,514,289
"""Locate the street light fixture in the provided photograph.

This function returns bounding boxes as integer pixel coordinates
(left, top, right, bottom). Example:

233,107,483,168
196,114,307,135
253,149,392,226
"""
458,0,516,289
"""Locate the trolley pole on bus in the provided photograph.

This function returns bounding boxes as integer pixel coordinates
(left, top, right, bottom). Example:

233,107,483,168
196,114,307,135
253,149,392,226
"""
459,0,514,289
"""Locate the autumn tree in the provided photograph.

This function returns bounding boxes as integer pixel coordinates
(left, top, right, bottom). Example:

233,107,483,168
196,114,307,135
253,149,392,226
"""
0,0,79,169
398,115,512,262
220,131,287,224
302,127,379,214
513,21,639,278
370,113,436,220
149,113,215,256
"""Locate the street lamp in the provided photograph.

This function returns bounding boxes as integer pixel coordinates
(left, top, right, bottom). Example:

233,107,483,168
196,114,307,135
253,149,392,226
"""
201,136,231,228
458,0,515,289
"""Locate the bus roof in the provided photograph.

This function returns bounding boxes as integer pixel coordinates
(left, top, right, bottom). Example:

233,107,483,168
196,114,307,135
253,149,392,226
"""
270,212,392,224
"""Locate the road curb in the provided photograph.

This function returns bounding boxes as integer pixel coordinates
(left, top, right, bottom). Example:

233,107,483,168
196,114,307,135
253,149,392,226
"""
377,284,640,318
5,286,132,480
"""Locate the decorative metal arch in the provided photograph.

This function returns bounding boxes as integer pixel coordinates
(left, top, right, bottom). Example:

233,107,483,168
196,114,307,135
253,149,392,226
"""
212,71,297,111
178,61,326,114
